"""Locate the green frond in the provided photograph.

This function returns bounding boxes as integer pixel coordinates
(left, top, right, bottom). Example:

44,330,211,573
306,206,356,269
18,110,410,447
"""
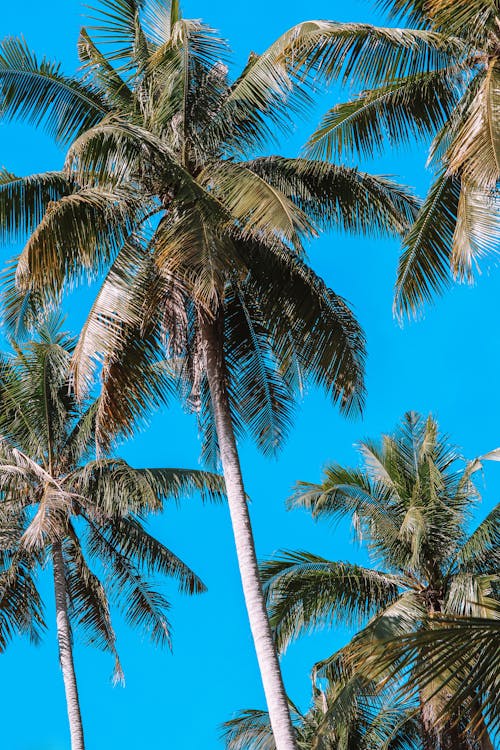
78,29,135,114
100,516,206,594
0,36,107,144
208,21,319,155
426,0,499,41
153,207,234,310
0,169,73,243
224,282,295,456
455,503,500,574
221,709,278,750
261,551,400,652
85,0,152,72
393,170,460,320
375,0,431,28
357,612,500,735
61,399,100,466
70,238,150,397
306,69,461,161
200,161,316,252
93,317,174,449
63,530,123,682
134,467,226,504
0,553,45,649
87,520,173,647
241,240,366,417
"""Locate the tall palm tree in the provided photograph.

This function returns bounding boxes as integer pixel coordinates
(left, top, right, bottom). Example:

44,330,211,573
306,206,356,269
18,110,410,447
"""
0,3,419,746
0,318,224,749
265,0,500,317
261,412,499,749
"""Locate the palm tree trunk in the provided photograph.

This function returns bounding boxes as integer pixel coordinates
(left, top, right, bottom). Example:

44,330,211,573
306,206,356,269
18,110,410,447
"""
200,311,298,750
52,541,85,750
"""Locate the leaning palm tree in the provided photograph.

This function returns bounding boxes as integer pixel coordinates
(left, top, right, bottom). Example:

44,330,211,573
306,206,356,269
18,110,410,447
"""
262,412,499,749
0,318,224,750
268,0,500,317
0,3,419,746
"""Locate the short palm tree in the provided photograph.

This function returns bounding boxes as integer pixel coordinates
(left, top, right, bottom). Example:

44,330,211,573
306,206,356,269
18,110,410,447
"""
261,412,499,749
222,687,421,750
268,0,500,317
0,3,418,746
354,609,500,748
0,319,224,750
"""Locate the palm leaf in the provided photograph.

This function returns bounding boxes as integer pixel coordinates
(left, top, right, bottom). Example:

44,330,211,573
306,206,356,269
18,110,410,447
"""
0,36,107,144
306,68,461,161
393,170,461,319
261,551,401,652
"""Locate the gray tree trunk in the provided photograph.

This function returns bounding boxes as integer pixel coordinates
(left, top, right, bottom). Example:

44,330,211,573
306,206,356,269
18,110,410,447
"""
52,542,85,750
200,312,298,750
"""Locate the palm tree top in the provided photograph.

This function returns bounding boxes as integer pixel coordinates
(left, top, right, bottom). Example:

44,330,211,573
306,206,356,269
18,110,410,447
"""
0,319,225,666
262,412,499,652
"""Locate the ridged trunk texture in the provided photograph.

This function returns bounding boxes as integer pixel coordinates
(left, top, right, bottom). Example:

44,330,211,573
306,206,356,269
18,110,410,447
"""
200,312,298,750
52,542,85,750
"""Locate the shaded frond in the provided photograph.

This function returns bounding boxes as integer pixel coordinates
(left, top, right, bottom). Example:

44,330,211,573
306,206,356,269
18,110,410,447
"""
394,171,460,319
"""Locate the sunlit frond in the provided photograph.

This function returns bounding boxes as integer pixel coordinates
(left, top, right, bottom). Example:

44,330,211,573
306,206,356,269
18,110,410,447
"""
243,158,419,236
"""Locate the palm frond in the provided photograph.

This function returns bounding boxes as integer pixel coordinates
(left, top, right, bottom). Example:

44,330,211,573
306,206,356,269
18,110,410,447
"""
243,158,419,236
63,530,123,682
450,181,500,282
77,28,136,114
0,36,107,144
0,553,44,649
100,516,206,594
85,0,151,72
0,169,73,243
261,551,400,652
242,240,366,417
447,64,500,189
222,709,278,750
306,68,461,161
455,503,500,574
16,187,141,301
394,170,461,319
285,22,462,88
86,520,173,647
224,282,295,456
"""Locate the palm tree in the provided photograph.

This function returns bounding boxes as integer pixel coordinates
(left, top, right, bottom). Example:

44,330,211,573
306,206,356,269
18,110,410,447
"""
0,3,419,746
265,0,500,317
261,412,499,749
352,609,500,749
221,687,421,749
0,318,224,749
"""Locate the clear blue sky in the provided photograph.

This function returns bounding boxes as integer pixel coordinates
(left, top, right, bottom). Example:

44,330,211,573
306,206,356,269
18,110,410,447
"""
0,1,499,748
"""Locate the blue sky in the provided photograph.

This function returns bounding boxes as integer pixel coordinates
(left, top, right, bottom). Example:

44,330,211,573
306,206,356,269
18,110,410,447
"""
0,1,499,748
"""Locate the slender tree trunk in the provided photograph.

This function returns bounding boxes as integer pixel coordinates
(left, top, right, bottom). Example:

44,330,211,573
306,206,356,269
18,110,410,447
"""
52,542,85,750
200,312,298,750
